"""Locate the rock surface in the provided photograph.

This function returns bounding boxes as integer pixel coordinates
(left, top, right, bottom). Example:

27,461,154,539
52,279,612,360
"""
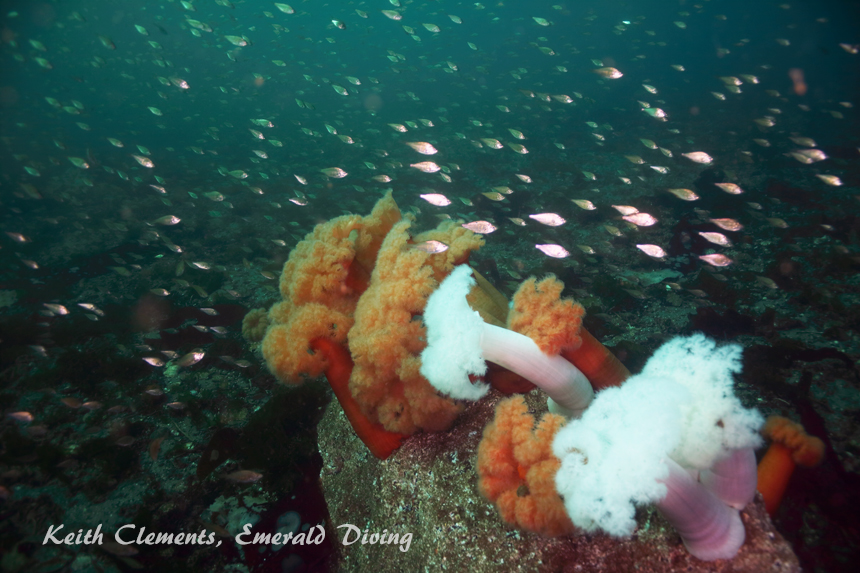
319,390,800,573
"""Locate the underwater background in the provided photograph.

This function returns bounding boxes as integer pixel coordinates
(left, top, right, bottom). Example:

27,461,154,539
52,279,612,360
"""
1,0,858,571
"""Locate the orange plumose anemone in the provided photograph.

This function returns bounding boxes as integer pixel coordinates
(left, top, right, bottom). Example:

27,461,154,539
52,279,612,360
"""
757,415,825,515
261,191,407,459
507,275,586,356
477,396,574,537
508,275,630,391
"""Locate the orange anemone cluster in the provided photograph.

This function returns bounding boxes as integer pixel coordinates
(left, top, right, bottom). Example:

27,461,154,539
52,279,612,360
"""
261,191,496,458
477,396,575,537
507,275,630,391
757,415,825,515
